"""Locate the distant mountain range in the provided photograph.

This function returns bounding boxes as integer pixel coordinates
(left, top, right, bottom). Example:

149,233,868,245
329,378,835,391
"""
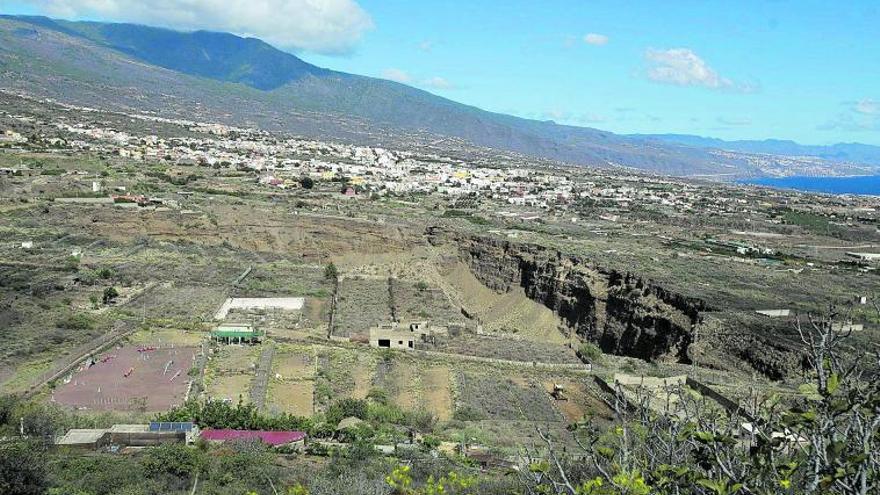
1,15,878,177
632,134,880,167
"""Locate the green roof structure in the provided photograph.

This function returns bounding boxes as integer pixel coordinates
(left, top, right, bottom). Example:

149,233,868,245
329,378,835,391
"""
211,324,263,342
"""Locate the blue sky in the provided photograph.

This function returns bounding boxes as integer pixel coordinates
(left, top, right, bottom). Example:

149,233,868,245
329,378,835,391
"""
4,0,880,145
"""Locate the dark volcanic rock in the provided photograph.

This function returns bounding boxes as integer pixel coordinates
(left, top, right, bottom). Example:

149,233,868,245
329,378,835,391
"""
432,229,708,363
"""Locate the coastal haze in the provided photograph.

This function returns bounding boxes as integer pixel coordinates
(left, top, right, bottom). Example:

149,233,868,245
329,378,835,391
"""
1,3,879,495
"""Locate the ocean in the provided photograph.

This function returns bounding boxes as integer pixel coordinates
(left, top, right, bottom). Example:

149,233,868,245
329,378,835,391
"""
741,175,880,196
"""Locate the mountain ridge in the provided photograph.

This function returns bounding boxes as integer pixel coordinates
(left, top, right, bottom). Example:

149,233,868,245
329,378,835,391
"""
632,134,880,166
1,15,877,177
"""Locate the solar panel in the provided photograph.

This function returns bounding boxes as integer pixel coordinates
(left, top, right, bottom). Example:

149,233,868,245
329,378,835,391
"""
149,421,194,432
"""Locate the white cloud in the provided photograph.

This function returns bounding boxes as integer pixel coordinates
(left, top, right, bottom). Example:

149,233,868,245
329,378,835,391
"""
381,71,456,91
583,33,609,46
418,41,434,53
644,48,733,90
32,0,373,54
382,68,412,84
421,76,454,90
855,98,878,115
539,110,606,125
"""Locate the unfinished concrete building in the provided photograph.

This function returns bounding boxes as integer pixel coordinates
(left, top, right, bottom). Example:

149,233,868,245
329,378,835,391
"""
368,320,448,350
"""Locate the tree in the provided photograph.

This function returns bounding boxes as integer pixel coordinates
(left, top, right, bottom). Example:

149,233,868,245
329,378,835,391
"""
518,305,880,495
141,443,206,491
102,286,119,305
324,262,338,281
0,441,48,495
299,176,315,189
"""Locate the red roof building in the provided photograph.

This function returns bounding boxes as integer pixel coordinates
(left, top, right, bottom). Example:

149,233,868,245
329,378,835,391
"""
199,429,306,447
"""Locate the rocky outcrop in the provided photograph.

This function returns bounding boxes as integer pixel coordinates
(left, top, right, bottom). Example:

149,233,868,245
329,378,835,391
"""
430,228,709,363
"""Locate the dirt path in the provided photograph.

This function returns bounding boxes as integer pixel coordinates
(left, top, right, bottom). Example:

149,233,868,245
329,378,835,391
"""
249,342,275,410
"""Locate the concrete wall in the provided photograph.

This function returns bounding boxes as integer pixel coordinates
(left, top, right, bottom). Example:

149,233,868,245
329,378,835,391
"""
685,377,757,423
370,328,415,350
108,431,185,446
214,297,305,320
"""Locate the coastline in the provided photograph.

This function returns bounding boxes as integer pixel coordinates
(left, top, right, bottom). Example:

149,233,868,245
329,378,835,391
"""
738,175,880,197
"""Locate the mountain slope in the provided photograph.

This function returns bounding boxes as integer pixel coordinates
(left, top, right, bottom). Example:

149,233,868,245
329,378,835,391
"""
40,17,331,90
0,15,868,177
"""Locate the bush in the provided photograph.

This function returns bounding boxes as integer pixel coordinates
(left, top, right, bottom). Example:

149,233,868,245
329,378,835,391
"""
404,409,437,432
156,400,311,432
141,443,206,480
97,267,115,279
367,402,405,424
366,388,389,405
326,398,369,426
56,313,94,331
0,441,48,495
577,342,603,364
452,406,486,422
102,286,119,304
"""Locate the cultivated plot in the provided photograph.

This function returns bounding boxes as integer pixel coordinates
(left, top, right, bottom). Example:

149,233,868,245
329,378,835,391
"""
333,277,392,338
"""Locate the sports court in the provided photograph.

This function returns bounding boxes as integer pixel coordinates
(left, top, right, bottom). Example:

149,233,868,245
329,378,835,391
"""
53,345,196,412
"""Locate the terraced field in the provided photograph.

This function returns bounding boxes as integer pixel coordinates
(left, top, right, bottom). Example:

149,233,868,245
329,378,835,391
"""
204,345,259,403
455,370,561,422
333,277,392,338
434,335,581,364
390,278,469,328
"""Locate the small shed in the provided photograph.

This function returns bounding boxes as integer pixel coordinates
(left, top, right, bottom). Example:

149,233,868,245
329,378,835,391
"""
56,429,109,450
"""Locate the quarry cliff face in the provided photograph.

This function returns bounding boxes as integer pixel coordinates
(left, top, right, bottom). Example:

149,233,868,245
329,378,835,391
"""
430,229,708,363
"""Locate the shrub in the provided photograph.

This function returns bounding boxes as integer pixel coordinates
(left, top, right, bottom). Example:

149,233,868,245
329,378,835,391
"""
367,402,405,424
452,406,486,422
404,409,437,432
141,443,206,480
102,286,119,304
156,400,311,432
56,313,94,331
0,441,48,495
326,398,369,426
366,388,389,405
577,342,603,364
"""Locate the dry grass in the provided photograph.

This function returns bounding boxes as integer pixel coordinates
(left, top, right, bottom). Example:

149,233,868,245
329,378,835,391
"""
128,328,205,347
423,366,453,421
440,262,566,343
267,381,314,416
206,374,252,403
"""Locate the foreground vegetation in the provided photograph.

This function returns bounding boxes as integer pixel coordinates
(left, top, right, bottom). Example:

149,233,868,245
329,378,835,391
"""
1,309,877,494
